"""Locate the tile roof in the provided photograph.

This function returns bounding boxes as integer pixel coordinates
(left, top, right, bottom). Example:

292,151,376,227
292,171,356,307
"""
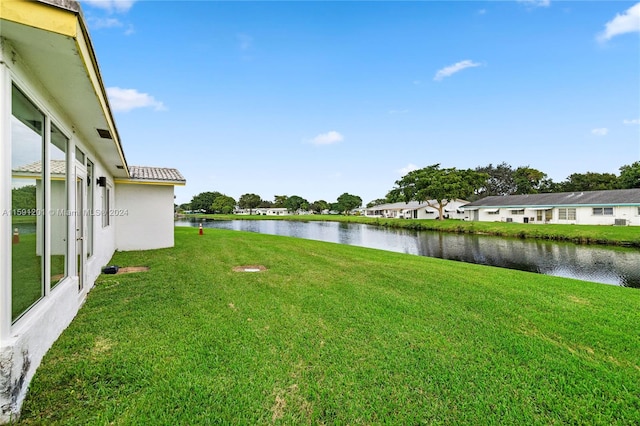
13,162,185,184
12,160,66,175
367,201,432,210
464,189,640,208
366,200,467,210
128,166,185,183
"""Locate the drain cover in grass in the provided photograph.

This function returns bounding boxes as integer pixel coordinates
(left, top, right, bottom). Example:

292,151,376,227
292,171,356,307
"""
233,265,267,272
117,266,150,274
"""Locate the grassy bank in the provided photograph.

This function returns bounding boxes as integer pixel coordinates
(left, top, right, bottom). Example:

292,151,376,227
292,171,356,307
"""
185,213,640,247
18,227,640,424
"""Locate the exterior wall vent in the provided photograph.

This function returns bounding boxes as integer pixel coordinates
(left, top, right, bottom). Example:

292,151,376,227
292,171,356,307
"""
96,128,112,139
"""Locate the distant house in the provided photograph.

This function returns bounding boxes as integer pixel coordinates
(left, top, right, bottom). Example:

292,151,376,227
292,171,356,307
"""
1,0,184,421
463,189,640,226
236,207,289,215
364,200,468,220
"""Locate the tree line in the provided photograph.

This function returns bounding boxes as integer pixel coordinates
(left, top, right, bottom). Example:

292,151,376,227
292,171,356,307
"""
181,192,363,215
179,161,640,215
11,185,37,211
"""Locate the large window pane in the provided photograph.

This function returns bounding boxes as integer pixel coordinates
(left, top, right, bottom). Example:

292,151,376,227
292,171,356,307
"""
11,85,45,321
50,124,68,288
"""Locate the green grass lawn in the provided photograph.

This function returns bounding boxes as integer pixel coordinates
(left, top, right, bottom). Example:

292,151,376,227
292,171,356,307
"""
12,234,65,321
11,233,42,320
17,227,640,424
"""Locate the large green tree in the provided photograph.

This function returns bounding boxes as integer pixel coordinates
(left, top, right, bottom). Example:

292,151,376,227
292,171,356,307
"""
392,164,487,220
238,193,262,215
618,161,640,189
273,195,288,208
385,188,404,203
190,191,224,213
210,195,237,214
310,200,329,214
513,166,548,194
559,172,618,192
11,185,36,211
475,162,516,197
366,198,388,208
335,193,362,214
284,195,308,213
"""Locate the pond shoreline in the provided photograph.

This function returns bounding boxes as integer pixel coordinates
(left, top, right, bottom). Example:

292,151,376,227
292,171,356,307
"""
178,214,640,248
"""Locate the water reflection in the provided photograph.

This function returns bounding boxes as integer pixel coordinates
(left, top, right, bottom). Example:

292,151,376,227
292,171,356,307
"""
176,219,640,288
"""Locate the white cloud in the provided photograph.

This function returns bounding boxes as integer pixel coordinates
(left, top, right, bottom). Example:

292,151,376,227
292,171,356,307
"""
309,131,344,146
518,0,551,8
107,87,166,112
624,118,640,125
397,163,419,175
597,3,640,42
89,17,123,29
434,60,482,81
478,9,487,15
82,0,137,13
88,18,134,35
237,33,253,51
591,128,609,136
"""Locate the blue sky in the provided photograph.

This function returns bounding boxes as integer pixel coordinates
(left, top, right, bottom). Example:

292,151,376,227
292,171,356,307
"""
80,0,640,206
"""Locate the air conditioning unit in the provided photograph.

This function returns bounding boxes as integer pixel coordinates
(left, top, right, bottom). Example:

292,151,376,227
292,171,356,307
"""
614,219,627,226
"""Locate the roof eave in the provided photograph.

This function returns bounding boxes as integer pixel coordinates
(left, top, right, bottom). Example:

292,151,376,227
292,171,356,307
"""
114,178,186,186
1,0,130,178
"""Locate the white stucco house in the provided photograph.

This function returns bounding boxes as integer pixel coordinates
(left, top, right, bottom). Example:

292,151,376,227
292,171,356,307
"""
364,200,468,220
1,1,185,421
463,189,640,226
236,207,290,216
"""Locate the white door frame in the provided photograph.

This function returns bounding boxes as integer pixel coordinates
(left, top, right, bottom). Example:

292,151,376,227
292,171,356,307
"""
75,164,87,292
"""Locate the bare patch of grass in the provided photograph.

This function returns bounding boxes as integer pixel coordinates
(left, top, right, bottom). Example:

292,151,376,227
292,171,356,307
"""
232,264,267,272
117,266,150,274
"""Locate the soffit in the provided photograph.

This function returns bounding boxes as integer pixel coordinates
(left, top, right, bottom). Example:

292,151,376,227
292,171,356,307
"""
1,2,129,178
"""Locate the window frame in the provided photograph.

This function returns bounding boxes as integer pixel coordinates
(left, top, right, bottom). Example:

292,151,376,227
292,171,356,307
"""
593,207,613,216
102,183,112,228
558,208,576,221
9,82,73,322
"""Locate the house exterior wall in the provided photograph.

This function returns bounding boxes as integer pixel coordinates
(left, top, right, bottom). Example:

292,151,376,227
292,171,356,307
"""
618,206,640,226
1,2,183,422
237,208,291,215
115,183,175,251
32,180,66,256
415,207,439,219
468,205,640,226
365,200,467,220
90,166,117,281
0,38,117,423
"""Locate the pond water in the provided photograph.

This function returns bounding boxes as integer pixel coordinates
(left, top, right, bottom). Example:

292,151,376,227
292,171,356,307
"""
176,219,640,288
